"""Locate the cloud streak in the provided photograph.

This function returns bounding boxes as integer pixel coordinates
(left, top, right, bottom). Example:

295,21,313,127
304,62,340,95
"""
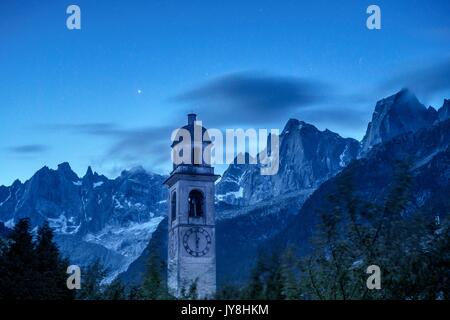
7,144,49,154
174,71,329,126
45,123,173,170
380,59,450,98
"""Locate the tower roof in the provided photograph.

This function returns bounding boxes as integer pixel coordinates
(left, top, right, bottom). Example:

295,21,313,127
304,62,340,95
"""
171,114,211,148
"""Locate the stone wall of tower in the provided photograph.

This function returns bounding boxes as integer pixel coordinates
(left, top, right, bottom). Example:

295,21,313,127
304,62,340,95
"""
167,178,217,298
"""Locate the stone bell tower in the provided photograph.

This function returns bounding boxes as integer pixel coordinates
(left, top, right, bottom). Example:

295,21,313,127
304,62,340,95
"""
164,114,219,298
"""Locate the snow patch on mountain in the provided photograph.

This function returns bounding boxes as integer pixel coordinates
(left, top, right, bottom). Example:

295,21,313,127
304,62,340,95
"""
216,187,244,202
48,214,81,235
5,218,14,229
93,181,104,188
83,216,164,282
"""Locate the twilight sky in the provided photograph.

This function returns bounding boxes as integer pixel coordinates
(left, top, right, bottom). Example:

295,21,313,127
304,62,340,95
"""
1,0,450,185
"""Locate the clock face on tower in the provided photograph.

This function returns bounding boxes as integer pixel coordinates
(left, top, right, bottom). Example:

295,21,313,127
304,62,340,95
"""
183,227,212,257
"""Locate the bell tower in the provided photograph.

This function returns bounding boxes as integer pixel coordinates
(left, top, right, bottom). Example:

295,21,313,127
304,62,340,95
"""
164,114,219,298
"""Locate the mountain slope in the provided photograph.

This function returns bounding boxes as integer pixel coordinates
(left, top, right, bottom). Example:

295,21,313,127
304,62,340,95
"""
216,119,359,206
0,163,167,281
278,117,450,254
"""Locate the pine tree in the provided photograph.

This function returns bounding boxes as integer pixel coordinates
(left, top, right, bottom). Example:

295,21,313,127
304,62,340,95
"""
77,260,107,300
103,279,126,300
186,279,199,300
0,219,75,299
140,252,169,299
127,285,142,300
0,218,39,299
280,247,300,300
215,283,242,300
264,252,284,300
242,253,266,299
35,221,74,299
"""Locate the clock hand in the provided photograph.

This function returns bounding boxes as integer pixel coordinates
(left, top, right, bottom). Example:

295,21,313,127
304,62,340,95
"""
195,230,200,250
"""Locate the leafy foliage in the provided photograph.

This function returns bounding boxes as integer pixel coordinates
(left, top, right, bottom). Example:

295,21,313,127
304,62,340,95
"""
298,163,450,300
217,161,450,300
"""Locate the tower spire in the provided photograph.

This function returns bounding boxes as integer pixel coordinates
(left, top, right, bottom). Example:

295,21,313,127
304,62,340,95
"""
188,113,196,125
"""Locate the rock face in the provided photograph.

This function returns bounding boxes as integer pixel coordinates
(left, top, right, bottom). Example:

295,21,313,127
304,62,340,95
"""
0,222,10,237
279,118,450,255
0,163,167,281
360,89,438,154
437,99,450,123
216,119,360,206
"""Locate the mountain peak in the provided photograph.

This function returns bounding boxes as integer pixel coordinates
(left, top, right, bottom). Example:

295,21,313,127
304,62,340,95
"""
394,88,422,108
83,166,95,182
35,165,51,177
57,162,79,181
397,87,413,96
86,166,93,176
360,89,437,154
282,118,316,135
58,162,72,171
11,179,22,188
438,98,450,122
284,118,301,129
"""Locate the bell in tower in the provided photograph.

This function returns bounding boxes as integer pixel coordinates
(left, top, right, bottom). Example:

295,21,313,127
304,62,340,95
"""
164,114,220,298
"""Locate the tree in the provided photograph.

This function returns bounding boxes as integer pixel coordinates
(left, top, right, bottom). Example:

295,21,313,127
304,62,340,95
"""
264,252,284,300
0,218,39,299
215,283,242,300
298,160,450,300
186,279,199,300
140,252,170,299
280,247,300,300
103,279,126,300
76,260,107,300
298,171,366,300
35,221,74,299
127,285,142,300
241,250,287,300
242,253,266,299
0,219,75,299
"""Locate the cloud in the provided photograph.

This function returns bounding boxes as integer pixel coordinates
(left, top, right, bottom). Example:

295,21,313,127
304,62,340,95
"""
174,71,329,126
7,144,49,154
45,122,173,170
103,126,173,162
45,123,120,135
380,59,450,98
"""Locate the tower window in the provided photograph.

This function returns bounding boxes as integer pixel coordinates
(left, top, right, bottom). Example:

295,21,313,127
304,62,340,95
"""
171,191,177,221
188,190,204,217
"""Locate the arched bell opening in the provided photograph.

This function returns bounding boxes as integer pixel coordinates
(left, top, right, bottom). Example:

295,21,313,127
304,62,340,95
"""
188,189,204,218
